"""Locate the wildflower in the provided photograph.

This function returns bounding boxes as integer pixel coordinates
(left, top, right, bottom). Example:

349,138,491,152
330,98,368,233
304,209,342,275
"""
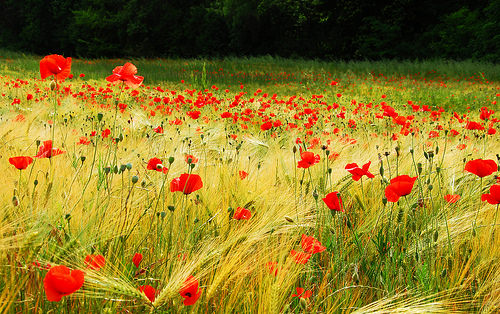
233,207,251,220
78,137,90,145
384,175,418,202
106,62,144,89
266,261,278,276
444,194,461,204
139,285,156,303
147,158,168,174
153,126,164,134
239,170,248,180
133,253,143,268
40,54,72,81
84,254,105,270
301,234,326,254
290,249,312,264
102,128,111,138
179,275,202,306
297,151,320,169
34,140,65,158
464,159,497,178
481,185,500,205
291,287,312,299
170,174,203,195
9,156,33,170
322,192,343,212
44,265,84,302
185,154,198,164
345,161,375,181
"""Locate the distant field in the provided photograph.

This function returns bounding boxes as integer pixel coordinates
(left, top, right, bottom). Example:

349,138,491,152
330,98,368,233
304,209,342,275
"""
0,52,499,313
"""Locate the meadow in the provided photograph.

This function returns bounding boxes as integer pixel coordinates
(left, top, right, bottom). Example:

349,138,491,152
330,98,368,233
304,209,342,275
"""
0,51,499,313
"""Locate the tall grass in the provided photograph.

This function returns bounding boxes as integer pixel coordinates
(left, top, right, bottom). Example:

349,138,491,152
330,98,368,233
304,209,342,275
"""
0,53,499,313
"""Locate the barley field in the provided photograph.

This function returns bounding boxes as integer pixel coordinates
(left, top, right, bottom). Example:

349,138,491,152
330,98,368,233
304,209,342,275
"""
0,52,499,313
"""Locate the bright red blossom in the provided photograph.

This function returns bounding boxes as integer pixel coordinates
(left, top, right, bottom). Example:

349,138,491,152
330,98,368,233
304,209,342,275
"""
170,174,203,194
481,185,500,205
385,175,418,202
297,151,320,168
179,276,202,306
44,265,84,302
464,159,497,178
322,191,343,212
9,156,33,170
147,158,168,174
35,140,65,158
133,253,143,268
291,287,312,299
345,161,375,181
444,194,461,204
233,207,251,220
301,234,326,254
106,62,144,89
290,249,312,264
239,170,248,180
84,254,105,270
40,54,72,81
139,285,156,303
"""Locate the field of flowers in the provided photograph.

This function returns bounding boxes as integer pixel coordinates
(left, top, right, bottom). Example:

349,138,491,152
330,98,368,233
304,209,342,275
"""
0,53,499,313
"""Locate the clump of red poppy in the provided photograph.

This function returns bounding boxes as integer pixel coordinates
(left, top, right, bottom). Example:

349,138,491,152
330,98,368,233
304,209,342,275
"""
170,174,203,194
44,265,84,302
179,275,202,306
106,62,144,89
384,175,418,202
40,54,72,81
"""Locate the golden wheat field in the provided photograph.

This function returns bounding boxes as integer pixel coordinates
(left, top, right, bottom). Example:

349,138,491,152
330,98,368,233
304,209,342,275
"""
0,54,499,313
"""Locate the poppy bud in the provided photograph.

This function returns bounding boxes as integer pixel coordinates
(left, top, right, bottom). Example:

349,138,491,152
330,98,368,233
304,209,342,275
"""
433,230,438,242
293,146,297,154
97,113,103,122
423,151,428,159
428,184,433,190
200,134,204,140
168,157,175,164
113,166,118,174
190,163,195,169
131,176,139,184
120,164,126,172
36,140,41,147
80,156,86,163
168,205,175,212
34,179,38,186
325,150,330,156
417,163,422,174
395,146,400,157
410,148,414,154
141,180,146,187
435,146,439,155
327,168,332,174
50,80,57,90
382,197,387,205
104,167,110,174
126,163,132,170
12,196,18,207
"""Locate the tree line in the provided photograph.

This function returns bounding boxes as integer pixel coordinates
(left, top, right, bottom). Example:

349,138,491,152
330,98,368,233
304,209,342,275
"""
1,0,498,61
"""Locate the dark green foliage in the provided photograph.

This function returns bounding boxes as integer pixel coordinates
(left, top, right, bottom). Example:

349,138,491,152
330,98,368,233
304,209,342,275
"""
0,0,498,61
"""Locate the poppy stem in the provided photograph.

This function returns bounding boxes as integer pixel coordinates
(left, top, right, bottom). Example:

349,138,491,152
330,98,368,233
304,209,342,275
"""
490,204,499,243
473,177,483,235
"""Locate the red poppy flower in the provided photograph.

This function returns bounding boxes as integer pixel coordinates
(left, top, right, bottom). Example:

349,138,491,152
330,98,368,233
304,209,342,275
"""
322,191,343,212
465,121,485,130
139,285,156,303
9,156,33,170
102,128,111,138
185,154,198,164
233,207,251,220
34,140,65,158
465,159,497,178
290,249,312,264
444,194,461,204
40,54,72,81
132,253,143,268
266,261,279,276
153,126,164,134
345,161,375,181
106,62,144,89
84,254,105,270
301,234,326,254
297,151,320,169
480,107,494,121
147,158,168,174
179,275,202,306
44,265,84,302
170,174,203,194
481,185,500,205
239,170,248,180
384,175,418,202
291,287,312,299
78,137,90,145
